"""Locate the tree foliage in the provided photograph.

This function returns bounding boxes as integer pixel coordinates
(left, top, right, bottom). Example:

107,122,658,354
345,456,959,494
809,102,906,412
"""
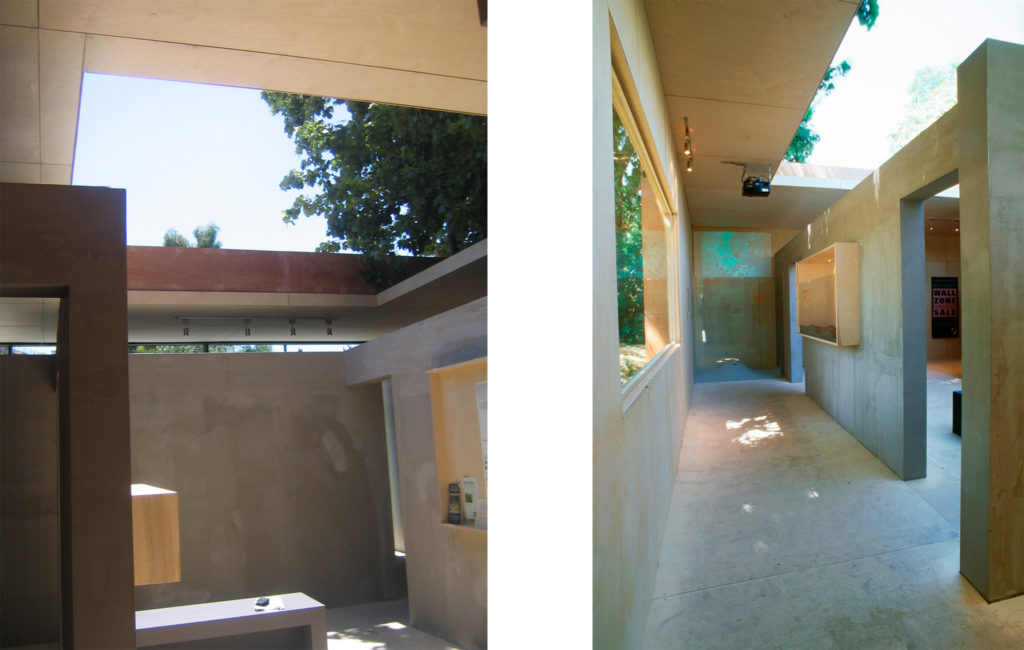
129,344,271,353
613,109,644,348
784,0,879,162
163,223,222,248
887,64,957,153
261,93,487,270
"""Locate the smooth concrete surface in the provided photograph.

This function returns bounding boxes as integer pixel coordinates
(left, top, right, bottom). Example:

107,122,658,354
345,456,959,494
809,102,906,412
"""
324,599,460,649
344,298,486,650
957,39,1024,602
0,356,59,647
774,106,959,481
594,4,696,650
136,592,325,650
643,372,1024,648
1,183,135,648
130,352,403,611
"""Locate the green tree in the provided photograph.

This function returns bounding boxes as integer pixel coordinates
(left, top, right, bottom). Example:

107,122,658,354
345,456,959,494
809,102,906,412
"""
163,228,191,247
784,0,879,162
887,64,957,153
129,344,272,353
613,110,644,349
162,223,223,248
262,93,487,280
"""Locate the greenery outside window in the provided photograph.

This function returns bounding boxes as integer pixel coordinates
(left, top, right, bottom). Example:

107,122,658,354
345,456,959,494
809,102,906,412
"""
613,106,672,384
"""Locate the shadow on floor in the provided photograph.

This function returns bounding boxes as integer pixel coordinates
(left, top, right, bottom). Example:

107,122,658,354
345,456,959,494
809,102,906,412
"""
325,599,461,650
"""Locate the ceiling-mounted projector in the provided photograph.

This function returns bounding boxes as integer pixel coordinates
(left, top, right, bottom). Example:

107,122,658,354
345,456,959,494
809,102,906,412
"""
742,177,771,197
723,161,772,198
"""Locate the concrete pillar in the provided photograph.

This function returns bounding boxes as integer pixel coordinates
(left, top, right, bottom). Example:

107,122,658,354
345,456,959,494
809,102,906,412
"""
957,39,1024,602
1,5,84,184
1,183,135,647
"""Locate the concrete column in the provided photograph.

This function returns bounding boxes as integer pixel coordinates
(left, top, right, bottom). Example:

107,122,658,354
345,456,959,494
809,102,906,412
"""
1,9,84,184
957,39,1024,602
1,183,135,647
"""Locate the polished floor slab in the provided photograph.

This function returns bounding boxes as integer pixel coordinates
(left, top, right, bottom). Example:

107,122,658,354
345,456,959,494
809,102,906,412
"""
325,599,460,649
643,360,1024,648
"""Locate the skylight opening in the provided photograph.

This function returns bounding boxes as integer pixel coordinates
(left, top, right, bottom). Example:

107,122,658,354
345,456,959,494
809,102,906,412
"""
800,0,1024,170
72,73,336,253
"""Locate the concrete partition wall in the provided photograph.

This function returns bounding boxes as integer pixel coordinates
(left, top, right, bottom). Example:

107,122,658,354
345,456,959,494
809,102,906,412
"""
129,353,403,610
957,39,1024,603
343,298,486,650
773,108,959,480
1,356,59,646
0,183,135,648
594,2,695,649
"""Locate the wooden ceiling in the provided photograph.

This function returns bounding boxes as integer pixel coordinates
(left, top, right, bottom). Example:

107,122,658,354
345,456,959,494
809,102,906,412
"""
643,0,861,228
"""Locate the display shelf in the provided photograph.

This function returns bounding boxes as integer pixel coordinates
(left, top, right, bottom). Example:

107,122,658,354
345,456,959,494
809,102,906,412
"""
796,242,860,347
427,357,487,532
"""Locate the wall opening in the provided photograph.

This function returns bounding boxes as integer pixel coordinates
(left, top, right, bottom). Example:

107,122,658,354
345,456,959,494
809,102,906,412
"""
900,176,960,484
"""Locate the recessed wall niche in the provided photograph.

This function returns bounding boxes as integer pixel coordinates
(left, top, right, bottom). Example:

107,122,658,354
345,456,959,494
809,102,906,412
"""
796,242,861,347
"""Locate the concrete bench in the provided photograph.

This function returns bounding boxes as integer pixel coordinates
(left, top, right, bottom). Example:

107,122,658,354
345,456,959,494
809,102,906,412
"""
136,592,326,649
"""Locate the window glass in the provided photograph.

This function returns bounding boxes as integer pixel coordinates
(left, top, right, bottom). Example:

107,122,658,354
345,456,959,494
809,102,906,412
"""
614,108,669,384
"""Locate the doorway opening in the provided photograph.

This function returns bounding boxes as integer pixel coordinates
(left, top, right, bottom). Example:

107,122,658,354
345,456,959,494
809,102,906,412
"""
900,174,962,514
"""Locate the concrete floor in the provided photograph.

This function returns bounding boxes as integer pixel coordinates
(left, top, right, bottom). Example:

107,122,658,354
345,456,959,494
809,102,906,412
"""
325,599,461,649
642,359,1024,648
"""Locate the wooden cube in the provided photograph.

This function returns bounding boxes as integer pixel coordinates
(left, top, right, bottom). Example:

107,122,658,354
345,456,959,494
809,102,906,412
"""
131,484,181,585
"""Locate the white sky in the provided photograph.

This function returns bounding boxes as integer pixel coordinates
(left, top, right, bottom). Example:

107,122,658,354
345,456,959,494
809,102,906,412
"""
808,0,1024,169
71,2,1024,250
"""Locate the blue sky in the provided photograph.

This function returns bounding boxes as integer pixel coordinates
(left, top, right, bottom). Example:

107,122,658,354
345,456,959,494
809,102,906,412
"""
73,74,329,251
71,1,1024,251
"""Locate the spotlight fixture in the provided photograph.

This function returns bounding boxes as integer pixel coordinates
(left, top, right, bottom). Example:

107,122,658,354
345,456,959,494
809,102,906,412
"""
325,319,333,337
182,318,190,338
683,116,693,157
686,157,693,173
929,220,935,231
955,220,959,233
289,319,297,337
244,319,251,337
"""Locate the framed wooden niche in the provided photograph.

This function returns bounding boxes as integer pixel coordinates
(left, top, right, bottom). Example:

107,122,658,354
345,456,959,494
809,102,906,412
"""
427,357,487,532
796,242,860,347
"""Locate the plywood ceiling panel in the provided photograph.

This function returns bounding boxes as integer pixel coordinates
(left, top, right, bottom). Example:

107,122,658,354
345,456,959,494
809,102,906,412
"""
646,0,856,109
666,96,803,160
39,0,486,82
643,0,859,230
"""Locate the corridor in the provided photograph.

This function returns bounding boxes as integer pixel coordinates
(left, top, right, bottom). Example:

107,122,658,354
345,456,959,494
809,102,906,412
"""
641,366,1024,648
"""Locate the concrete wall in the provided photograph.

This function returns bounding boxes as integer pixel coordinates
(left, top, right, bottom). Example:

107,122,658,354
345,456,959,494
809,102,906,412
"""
594,2,694,649
1,355,59,646
774,107,959,480
1,183,135,648
957,39,1024,603
129,352,403,610
343,298,487,650
925,232,962,360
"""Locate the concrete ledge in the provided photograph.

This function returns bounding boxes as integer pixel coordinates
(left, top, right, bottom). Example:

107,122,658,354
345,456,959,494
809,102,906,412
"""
136,592,326,650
